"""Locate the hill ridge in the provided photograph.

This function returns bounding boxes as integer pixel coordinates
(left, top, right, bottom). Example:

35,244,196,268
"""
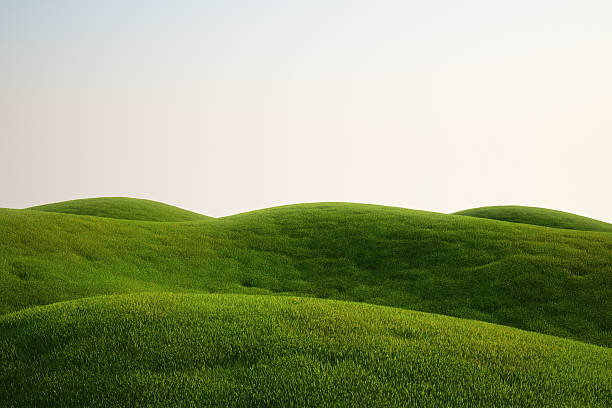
454,205,612,233
28,197,209,222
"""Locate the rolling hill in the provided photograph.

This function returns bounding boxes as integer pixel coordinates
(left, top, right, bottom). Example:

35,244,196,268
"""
1,293,610,407
454,205,612,233
1,198,611,407
28,197,209,222
1,200,610,346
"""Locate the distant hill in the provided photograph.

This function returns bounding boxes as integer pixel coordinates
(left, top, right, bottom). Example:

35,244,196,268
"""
2,201,610,346
28,197,209,222
454,205,612,233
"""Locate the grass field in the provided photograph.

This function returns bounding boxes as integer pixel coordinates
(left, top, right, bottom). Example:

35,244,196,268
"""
1,197,611,406
1,293,610,407
454,205,612,233
29,197,209,222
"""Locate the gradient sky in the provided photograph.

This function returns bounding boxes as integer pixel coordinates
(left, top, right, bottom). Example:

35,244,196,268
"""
1,1,611,221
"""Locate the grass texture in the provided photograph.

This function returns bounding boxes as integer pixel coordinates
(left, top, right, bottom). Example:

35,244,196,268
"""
454,205,612,233
28,197,209,222
1,293,610,407
1,200,610,346
1,198,611,407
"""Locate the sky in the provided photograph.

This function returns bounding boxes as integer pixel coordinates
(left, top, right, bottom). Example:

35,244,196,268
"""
1,1,611,221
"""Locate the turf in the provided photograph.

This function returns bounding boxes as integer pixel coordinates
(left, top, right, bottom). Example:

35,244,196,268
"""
1,201,610,346
454,205,612,233
1,293,610,408
28,197,209,222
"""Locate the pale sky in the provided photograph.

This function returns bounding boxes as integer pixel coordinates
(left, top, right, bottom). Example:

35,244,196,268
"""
1,1,611,221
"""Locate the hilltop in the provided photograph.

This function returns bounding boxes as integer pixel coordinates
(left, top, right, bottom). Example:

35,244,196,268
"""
28,197,209,222
454,205,612,233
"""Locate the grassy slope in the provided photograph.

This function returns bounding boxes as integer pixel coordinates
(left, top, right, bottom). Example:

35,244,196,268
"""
454,205,612,233
1,293,610,408
28,197,209,222
1,203,610,346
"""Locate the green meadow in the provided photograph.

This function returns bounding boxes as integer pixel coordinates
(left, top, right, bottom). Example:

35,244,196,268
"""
455,205,612,233
1,197,611,407
30,197,209,222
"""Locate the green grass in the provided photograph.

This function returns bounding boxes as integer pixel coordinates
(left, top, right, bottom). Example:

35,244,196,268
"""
2,198,611,406
454,205,612,233
1,201,610,346
1,293,610,408
28,197,209,222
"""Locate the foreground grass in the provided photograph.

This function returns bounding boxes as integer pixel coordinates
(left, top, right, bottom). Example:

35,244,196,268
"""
1,201,611,346
455,205,612,233
1,293,610,408
29,197,209,222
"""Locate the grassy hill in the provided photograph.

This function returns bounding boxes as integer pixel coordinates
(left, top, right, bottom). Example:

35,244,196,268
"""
28,197,209,222
1,293,610,407
454,205,612,233
1,202,610,346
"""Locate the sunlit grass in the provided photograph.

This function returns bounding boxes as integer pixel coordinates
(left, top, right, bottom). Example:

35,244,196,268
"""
1,200,610,346
454,205,612,232
29,197,209,222
1,293,610,407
